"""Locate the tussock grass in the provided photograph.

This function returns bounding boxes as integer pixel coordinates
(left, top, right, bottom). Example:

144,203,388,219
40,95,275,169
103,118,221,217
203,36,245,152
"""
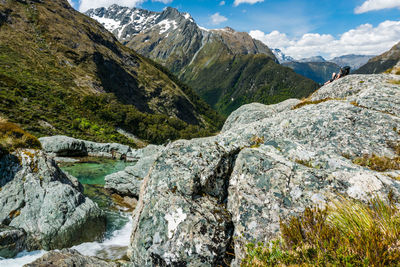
353,154,400,172
0,120,41,156
385,67,400,75
291,98,343,110
242,194,400,266
389,79,400,85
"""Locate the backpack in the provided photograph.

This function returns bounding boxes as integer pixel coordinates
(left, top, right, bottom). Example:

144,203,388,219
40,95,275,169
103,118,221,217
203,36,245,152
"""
341,66,351,76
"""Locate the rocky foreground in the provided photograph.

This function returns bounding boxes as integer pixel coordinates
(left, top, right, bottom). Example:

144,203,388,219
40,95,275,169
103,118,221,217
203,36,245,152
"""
2,74,399,266
0,150,105,257
126,74,400,266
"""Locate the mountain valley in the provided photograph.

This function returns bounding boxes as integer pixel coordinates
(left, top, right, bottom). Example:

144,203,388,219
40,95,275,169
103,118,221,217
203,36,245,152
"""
86,5,319,115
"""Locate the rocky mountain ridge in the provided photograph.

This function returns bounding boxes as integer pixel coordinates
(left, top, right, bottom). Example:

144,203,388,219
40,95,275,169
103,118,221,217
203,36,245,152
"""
330,54,375,70
86,5,319,115
86,6,277,70
355,41,400,74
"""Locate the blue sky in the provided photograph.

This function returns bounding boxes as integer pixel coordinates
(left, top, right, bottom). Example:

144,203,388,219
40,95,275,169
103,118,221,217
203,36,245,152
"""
69,0,400,59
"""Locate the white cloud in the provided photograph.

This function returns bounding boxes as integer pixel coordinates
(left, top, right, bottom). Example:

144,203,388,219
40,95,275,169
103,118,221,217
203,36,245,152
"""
250,20,400,59
219,1,225,6
210,12,228,25
233,0,264,7
355,0,400,14
78,0,172,12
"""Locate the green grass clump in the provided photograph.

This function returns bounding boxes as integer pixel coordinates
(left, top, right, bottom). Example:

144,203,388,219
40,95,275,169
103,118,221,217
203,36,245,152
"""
242,195,400,266
0,119,41,155
352,153,400,172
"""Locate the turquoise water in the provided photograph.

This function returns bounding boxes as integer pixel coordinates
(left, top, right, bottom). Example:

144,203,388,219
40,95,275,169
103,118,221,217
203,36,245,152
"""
59,158,134,235
1,158,135,266
60,158,132,185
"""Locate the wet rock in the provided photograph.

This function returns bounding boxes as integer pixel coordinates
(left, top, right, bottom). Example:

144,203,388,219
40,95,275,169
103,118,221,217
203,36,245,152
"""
0,225,26,258
0,150,106,251
24,249,119,267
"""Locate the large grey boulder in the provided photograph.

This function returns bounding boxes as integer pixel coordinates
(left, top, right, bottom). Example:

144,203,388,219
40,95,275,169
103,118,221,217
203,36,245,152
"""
105,145,163,197
24,249,119,267
222,99,300,133
39,136,87,156
128,74,400,266
0,225,26,258
0,150,106,251
39,136,132,159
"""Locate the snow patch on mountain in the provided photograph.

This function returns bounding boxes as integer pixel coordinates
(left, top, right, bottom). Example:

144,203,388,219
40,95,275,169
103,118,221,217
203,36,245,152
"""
158,19,178,34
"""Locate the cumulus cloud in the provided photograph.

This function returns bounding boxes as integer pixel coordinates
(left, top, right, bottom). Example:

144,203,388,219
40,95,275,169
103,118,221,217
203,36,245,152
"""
210,12,228,25
250,20,400,59
233,0,264,7
355,0,400,14
219,1,225,6
78,0,172,12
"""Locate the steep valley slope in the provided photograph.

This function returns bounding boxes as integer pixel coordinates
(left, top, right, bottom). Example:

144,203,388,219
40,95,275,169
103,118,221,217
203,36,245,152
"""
355,41,400,74
86,5,319,115
0,0,223,146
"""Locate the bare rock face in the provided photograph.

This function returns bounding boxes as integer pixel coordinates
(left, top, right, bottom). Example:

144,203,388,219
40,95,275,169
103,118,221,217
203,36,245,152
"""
0,150,106,251
24,249,119,267
39,135,132,159
105,145,163,197
127,74,400,266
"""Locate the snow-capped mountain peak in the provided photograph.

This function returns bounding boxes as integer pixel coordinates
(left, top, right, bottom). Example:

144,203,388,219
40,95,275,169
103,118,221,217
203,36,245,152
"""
85,5,196,42
272,49,295,63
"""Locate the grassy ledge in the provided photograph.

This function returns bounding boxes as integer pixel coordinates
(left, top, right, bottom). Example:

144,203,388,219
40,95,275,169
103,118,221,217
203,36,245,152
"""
0,117,41,157
291,98,344,110
243,194,400,266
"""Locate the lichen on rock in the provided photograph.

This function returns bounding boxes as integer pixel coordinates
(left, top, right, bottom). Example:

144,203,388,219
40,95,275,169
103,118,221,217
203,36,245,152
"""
127,74,400,266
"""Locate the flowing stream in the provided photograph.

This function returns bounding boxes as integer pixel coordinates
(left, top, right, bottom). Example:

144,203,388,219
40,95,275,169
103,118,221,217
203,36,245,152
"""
0,158,134,267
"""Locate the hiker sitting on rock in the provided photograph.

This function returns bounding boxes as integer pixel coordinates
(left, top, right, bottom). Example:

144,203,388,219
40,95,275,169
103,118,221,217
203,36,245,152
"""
324,66,351,85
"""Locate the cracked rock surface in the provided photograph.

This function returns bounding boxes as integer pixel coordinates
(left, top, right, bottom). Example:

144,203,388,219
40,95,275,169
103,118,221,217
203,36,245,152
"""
126,74,400,266
0,150,105,252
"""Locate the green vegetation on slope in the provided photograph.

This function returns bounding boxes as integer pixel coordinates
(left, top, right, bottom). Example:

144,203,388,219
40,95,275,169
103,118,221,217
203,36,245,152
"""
243,194,400,266
0,0,223,146
181,47,319,115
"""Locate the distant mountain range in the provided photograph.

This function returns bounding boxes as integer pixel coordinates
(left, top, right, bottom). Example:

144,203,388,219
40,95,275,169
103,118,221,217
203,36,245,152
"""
271,50,375,83
86,5,318,115
281,62,340,84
